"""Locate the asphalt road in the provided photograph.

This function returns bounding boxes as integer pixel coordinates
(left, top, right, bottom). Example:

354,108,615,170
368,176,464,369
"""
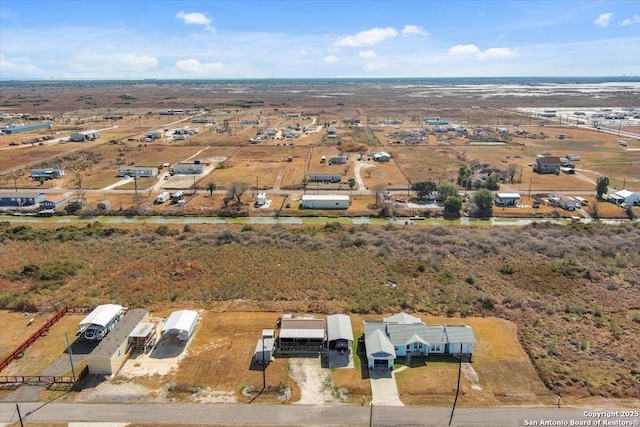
2,402,638,426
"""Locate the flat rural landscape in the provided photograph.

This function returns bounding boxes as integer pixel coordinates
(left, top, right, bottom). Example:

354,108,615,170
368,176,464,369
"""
0,78,639,423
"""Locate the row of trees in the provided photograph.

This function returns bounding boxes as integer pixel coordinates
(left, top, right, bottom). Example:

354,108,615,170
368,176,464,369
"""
409,180,493,219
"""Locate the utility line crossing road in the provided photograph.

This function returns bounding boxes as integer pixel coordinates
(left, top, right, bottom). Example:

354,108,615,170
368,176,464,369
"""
2,402,635,426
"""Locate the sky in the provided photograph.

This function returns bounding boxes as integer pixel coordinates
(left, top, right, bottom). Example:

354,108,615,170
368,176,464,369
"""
0,0,639,79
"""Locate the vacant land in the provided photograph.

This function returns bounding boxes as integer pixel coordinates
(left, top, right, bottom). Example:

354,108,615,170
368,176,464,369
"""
0,221,638,401
2,81,637,207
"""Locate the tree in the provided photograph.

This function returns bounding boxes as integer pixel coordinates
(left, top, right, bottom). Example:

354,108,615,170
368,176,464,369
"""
473,189,494,218
505,164,519,183
372,184,387,207
411,180,437,199
484,175,500,191
207,182,217,196
443,196,463,219
438,183,458,202
226,182,249,205
347,178,356,191
596,176,610,199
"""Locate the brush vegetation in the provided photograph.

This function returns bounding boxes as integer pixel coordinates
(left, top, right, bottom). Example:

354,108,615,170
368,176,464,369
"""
0,220,639,399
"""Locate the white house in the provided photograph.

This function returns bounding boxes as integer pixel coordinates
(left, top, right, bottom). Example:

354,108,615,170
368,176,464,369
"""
172,162,207,175
363,313,476,370
301,195,350,210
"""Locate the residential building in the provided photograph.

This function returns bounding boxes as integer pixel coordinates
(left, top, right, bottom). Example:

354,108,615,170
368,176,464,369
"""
533,156,561,174
301,195,350,209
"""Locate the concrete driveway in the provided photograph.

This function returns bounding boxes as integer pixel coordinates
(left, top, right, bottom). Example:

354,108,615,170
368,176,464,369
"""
369,369,404,406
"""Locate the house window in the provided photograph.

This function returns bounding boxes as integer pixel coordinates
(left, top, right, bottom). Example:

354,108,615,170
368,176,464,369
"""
406,345,410,350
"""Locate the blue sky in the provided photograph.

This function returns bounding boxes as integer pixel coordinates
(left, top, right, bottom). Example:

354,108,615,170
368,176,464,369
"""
1,0,639,79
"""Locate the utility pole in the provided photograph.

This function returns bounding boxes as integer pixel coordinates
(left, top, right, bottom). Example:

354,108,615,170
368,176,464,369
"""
261,335,266,390
449,350,463,426
65,332,77,382
16,404,24,427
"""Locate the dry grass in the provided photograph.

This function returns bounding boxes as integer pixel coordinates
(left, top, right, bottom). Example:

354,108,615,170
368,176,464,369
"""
0,311,83,376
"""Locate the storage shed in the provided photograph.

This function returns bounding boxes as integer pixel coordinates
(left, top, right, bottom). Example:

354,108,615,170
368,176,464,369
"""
161,310,198,341
301,194,350,210
254,330,275,363
87,308,149,375
129,322,157,353
326,314,354,352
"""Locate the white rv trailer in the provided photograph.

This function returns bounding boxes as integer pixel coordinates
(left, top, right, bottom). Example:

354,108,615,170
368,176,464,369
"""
78,304,124,340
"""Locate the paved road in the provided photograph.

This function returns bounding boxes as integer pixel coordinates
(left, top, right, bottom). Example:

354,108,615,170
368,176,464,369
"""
2,402,638,426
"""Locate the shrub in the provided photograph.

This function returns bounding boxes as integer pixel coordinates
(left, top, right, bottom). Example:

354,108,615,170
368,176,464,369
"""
500,264,514,274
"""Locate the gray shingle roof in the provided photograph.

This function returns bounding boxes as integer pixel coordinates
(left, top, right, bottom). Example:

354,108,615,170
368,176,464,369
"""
92,308,148,358
365,329,395,357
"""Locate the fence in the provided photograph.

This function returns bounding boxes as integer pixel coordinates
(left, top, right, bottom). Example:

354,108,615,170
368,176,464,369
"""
0,366,89,385
0,306,68,372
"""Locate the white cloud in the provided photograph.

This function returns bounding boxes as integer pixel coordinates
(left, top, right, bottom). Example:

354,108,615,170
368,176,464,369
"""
594,13,613,28
175,59,223,74
477,48,517,60
448,44,481,56
363,62,390,71
69,52,158,73
325,55,339,63
299,49,309,55
401,25,428,37
448,45,516,60
359,50,377,59
334,27,398,47
176,11,215,32
620,14,640,26
0,55,45,77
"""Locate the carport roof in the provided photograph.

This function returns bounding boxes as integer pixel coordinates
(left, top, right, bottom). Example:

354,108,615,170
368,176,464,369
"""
327,314,353,342
279,318,325,339
79,304,123,327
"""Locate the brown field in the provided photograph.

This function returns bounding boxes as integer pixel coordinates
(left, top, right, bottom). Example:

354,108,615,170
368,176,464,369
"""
0,310,83,376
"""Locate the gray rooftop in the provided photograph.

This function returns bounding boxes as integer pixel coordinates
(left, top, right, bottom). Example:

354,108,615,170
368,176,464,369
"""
91,308,148,358
327,314,353,342
365,329,395,358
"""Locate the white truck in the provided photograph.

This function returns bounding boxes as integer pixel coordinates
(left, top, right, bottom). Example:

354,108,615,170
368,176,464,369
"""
78,304,124,340
155,192,170,204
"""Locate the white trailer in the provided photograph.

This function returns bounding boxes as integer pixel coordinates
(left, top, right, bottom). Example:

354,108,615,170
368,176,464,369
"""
155,192,170,204
79,304,124,340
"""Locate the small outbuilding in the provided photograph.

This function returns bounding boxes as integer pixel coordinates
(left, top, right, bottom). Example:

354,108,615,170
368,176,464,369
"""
129,322,157,353
172,162,207,175
39,195,68,211
161,310,198,341
87,308,149,375
254,330,275,363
